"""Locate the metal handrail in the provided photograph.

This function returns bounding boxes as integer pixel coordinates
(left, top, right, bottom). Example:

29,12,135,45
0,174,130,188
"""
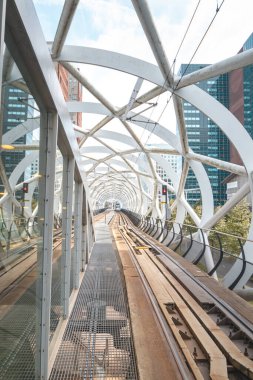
121,210,253,288
173,224,184,252
182,227,193,258
166,223,175,247
208,232,224,276
156,219,165,240
168,220,251,243
192,228,206,265
150,218,160,237
228,239,247,290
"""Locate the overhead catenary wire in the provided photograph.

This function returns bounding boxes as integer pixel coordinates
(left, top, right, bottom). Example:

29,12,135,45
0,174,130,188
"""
73,0,225,205
132,0,204,165
175,0,225,89
170,0,202,77
127,0,202,165
139,0,226,152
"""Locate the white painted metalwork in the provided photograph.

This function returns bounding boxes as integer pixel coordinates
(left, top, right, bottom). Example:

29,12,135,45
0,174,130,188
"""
1,8,253,375
51,0,79,59
0,0,6,144
61,156,74,319
36,111,58,379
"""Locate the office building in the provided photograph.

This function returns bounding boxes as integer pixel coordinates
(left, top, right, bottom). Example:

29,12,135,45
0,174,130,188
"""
156,154,179,180
155,151,181,203
180,64,229,206
57,64,82,128
0,85,30,198
224,33,253,204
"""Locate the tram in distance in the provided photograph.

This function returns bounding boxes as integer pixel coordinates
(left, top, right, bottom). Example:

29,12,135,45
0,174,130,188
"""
115,202,121,211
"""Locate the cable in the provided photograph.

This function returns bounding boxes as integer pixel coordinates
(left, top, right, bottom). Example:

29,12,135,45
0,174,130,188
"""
132,0,204,164
129,1,202,164
170,0,202,76
140,0,225,151
175,0,225,89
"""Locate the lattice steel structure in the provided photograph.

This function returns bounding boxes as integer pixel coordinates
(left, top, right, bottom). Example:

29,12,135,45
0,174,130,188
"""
1,1,253,378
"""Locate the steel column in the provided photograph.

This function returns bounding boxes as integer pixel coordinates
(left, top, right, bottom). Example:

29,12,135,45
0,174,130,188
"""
86,209,91,258
36,111,58,380
85,224,90,263
81,225,86,270
81,189,87,270
61,156,74,319
0,0,6,145
73,181,83,289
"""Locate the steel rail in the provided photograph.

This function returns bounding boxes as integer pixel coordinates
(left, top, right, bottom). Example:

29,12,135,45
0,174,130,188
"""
124,212,251,286
117,213,253,379
117,214,193,380
128,221,253,338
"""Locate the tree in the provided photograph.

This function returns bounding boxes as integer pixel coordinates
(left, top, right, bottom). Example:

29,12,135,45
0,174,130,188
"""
184,204,202,226
171,200,251,256
210,200,251,255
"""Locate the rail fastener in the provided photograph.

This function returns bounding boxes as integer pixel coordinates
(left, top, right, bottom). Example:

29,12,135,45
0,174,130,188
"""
135,245,150,250
133,245,151,254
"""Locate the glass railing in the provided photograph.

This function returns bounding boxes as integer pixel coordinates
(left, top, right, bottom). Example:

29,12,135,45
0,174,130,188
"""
0,214,62,273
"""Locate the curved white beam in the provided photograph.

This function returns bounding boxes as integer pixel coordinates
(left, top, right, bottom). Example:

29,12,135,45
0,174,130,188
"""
176,86,253,173
72,101,213,224
8,151,38,189
57,45,164,87
2,117,39,144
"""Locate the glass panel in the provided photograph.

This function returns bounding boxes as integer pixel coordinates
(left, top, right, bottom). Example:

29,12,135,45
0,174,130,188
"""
50,149,63,340
0,76,40,378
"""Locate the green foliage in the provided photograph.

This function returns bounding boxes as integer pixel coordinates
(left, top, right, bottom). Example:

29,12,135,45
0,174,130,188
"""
169,198,177,220
184,205,202,226
32,198,38,212
171,200,251,256
210,200,251,255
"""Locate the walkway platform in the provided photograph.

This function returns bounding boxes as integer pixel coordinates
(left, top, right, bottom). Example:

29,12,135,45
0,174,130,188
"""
50,222,138,379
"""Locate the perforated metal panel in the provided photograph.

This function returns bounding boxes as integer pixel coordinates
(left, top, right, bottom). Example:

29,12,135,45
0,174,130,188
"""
50,224,138,379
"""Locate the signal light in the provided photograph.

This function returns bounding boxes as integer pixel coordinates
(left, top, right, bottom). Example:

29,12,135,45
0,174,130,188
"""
23,183,29,193
162,185,167,195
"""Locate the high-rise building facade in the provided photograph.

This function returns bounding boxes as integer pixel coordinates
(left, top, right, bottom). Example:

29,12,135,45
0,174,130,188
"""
156,154,179,183
180,64,229,206
57,64,82,128
229,33,253,164
0,85,29,198
155,152,182,203
224,33,253,202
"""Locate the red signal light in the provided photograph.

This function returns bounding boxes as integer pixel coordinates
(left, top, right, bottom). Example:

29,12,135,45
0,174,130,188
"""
162,185,167,195
23,183,29,193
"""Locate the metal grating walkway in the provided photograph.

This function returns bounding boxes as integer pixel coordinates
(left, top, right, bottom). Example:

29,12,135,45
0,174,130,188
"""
50,222,138,380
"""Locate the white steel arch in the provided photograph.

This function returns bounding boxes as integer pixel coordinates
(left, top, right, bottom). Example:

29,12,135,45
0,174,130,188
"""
1,0,253,290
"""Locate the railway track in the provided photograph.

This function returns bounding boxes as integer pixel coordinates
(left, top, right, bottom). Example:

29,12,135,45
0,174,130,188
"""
112,212,253,380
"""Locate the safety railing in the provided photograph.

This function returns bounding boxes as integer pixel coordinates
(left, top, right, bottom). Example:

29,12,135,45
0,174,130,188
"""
93,208,107,216
0,213,62,270
122,209,253,290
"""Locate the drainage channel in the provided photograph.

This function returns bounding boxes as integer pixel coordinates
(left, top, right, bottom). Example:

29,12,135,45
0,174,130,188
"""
50,222,138,380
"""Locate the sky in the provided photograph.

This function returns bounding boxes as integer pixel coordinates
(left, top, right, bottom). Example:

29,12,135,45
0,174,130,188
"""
34,0,253,138
34,0,253,63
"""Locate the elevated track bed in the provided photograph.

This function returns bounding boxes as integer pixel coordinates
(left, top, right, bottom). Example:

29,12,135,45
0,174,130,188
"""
111,212,253,380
